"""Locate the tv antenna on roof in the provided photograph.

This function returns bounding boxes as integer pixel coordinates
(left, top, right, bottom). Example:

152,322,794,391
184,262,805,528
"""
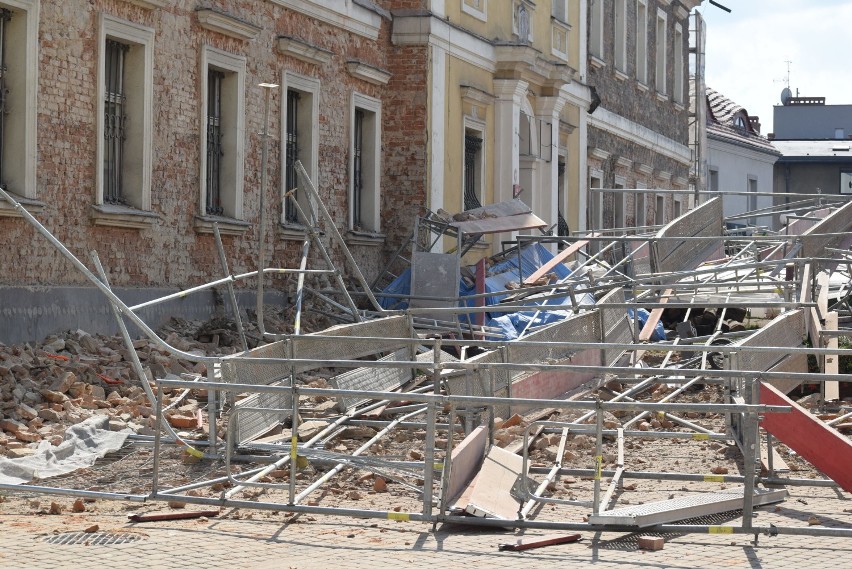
775,61,798,105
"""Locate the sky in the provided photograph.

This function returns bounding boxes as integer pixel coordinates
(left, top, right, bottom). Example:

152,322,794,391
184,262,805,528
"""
697,0,852,135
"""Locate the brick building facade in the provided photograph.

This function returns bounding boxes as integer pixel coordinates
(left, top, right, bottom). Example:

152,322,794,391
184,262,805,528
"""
0,0,420,341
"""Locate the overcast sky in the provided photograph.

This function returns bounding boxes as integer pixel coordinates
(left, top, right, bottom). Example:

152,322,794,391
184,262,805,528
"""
697,0,852,135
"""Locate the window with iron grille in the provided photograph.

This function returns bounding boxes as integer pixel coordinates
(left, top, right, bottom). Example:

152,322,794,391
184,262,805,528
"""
557,159,568,237
284,89,300,223
205,69,224,215
0,8,10,190
353,108,364,228
464,133,483,211
103,39,128,204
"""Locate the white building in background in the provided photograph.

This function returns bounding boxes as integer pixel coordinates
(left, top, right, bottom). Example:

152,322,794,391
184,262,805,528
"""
704,87,780,230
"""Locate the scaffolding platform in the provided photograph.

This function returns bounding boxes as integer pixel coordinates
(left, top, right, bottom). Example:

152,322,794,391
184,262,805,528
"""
589,487,788,528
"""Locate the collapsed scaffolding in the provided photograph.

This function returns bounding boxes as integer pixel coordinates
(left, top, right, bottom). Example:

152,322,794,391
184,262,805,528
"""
1,167,851,542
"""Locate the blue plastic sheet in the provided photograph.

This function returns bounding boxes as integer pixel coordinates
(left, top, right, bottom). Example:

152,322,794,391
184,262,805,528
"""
378,244,606,339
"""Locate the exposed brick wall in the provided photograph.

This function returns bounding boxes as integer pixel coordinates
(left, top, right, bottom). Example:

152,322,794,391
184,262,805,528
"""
381,42,429,259
0,0,421,299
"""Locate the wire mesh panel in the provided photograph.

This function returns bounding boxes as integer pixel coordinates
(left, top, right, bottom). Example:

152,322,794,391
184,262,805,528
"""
329,348,457,411
506,310,601,365
291,315,413,372
220,340,290,386
222,341,293,446
629,240,652,279
598,288,631,366
800,201,852,258
732,309,804,373
651,197,723,275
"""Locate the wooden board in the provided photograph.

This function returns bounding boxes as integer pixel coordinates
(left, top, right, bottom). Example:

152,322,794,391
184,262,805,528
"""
463,446,525,519
445,426,488,506
760,443,790,475
451,213,547,235
824,311,840,401
498,533,582,551
637,288,673,343
759,381,852,493
522,239,589,285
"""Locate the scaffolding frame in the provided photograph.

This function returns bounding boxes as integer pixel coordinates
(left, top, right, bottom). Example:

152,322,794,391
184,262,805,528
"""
1,173,851,543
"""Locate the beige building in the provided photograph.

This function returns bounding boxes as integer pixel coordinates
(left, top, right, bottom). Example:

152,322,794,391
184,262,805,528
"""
392,0,587,250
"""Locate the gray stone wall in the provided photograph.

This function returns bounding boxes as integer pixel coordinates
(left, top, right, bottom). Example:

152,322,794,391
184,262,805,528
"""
587,0,690,144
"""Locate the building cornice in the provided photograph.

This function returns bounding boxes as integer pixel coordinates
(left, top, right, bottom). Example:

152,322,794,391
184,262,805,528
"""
392,12,496,73
122,0,168,9
589,106,691,165
277,35,333,65
196,8,261,41
461,85,496,107
270,0,382,40
346,60,392,85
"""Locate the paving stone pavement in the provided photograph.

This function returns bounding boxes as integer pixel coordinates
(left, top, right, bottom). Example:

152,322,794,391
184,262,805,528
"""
1,484,850,568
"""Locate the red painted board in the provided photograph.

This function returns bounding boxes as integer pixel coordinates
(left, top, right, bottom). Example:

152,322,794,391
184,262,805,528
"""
498,533,582,551
759,381,852,492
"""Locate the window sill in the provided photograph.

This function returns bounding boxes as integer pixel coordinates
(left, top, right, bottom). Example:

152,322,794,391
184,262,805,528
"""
636,81,649,92
0,192,45,218
590,55,606,70
345,229,385,247
656,91,669,103
673,102,685,112
614,69,629,82
193,214,251,236
91,203,159,229
279,223,310,241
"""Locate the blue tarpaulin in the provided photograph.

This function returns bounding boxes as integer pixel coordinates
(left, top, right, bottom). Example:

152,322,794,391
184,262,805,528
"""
378,244,603,339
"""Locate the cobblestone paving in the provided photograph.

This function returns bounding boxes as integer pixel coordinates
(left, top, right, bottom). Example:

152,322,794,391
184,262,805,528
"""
1,484,849,569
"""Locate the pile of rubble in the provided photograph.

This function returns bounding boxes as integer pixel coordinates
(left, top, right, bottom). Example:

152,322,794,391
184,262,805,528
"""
0,306,322,458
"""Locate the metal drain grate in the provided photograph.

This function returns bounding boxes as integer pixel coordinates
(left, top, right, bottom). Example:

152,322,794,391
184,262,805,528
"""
43,531,144,545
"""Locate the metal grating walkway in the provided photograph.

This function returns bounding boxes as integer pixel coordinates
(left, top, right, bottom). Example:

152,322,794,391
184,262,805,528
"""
589,487,788,528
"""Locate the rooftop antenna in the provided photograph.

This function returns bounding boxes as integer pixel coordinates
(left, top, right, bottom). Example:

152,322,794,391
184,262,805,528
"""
775,60,796,105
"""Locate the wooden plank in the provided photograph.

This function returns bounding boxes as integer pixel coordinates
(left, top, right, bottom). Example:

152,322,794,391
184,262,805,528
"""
759,381,852,493
824,311,840,401
808,307,823,372
816,270,830,319
760,443,790,475
522,239,589,285
451,212,547,235
445,426,488,506
637,288,672,342
498,533,582,551
463,446,525,519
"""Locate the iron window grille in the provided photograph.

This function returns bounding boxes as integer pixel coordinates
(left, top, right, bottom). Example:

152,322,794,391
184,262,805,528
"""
353,108,364,228
464,134,483,211
557,160,568,237
284,89,300,223
205,69,224,215
104,39,128,205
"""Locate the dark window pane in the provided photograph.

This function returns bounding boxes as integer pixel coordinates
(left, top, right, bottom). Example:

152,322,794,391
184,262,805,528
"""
206,69,224,215
284,89,300,223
